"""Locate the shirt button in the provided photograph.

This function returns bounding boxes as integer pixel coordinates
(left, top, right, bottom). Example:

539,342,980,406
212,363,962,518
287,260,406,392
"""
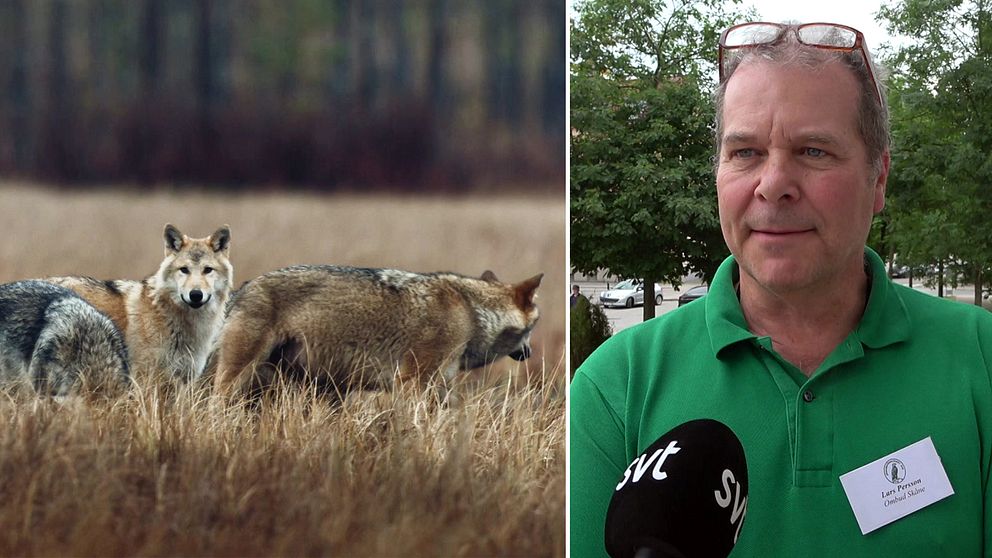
802,390,815,403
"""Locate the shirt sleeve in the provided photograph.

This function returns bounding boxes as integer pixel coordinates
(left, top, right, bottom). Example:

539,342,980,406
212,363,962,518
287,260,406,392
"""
570,349,629,558
985,462,992,558
975,312,992,558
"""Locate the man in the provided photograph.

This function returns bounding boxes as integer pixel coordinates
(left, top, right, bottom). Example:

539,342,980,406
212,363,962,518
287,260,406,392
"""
571,284,586,308
570,22,992,557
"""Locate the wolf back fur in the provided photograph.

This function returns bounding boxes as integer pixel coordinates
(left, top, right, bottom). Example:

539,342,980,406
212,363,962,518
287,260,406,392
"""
212,266,542,399
48,224,232,382
0,280,130,395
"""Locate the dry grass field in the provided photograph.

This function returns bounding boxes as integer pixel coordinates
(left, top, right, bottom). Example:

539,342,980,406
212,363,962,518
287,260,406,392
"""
0,183,565,557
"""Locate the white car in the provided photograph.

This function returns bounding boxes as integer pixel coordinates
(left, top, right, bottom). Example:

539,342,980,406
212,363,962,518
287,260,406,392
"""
599,279,663,308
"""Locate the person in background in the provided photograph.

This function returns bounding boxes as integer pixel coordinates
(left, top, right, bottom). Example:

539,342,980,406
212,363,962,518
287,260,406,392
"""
571,284,586,308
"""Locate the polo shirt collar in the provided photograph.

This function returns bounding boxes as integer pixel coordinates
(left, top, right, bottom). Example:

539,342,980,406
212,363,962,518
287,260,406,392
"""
706,254,755,356
858,247,911,348
705,247,911,358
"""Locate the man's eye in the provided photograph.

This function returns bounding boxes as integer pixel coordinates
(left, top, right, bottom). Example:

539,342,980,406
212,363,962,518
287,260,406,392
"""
732,148,755,159
179,267,190,274
804,147,826,157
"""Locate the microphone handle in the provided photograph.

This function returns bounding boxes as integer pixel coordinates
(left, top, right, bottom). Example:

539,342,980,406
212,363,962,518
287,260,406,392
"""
633,542,687,558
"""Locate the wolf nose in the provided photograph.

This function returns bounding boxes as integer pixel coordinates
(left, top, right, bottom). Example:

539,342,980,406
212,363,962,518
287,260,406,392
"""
189,290,203,304
509,345,531,361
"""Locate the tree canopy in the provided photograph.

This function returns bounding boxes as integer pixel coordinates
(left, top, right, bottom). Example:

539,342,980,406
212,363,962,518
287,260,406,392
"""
570,0,745,320
878,0,992,304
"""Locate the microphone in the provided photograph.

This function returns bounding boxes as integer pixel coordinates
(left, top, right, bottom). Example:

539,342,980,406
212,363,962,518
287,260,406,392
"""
604,419,748,558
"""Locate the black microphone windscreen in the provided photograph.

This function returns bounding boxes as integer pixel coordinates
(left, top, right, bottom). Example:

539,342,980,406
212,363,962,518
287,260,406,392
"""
604,419,748,558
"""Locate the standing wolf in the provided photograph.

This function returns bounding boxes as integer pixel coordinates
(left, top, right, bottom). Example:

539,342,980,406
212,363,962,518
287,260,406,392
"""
212,266,542,399
0,280,130,395
48,224,232,382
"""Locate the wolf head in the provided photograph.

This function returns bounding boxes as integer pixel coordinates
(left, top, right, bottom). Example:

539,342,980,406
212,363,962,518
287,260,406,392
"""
461,271,543,370
155,224,233,310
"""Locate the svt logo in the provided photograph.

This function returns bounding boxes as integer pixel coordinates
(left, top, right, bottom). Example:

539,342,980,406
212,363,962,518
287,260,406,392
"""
615,441,682,491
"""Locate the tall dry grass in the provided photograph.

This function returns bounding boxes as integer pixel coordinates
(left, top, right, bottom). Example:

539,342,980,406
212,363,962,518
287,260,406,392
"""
0,375,564,556
0,183,565,556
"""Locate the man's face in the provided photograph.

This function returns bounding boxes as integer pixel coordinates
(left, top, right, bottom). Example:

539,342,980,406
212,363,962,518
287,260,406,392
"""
716,60,888,294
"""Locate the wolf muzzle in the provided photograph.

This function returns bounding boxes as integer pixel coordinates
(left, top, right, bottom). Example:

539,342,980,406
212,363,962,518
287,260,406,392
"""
184,289,209,309
509,345,531,361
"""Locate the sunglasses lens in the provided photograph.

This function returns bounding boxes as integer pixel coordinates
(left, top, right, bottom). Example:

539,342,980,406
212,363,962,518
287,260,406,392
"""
722,23,782,47
798,24,858,48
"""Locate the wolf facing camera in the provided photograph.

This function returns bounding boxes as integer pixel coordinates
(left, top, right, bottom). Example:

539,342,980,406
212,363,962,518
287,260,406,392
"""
48,224,233,382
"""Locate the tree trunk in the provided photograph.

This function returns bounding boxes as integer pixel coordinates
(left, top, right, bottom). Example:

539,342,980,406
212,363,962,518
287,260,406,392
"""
330,0,352,100
541,0,565,137
427,0,449,173
139,0,161,98
138,0,162,184
356,1,376,112
45,0,70,179
642,279,657,321
485,0,523,127
976,267,984,307
193,0,213,178
386,0,410,91
938,260,944,298
8,0,30,172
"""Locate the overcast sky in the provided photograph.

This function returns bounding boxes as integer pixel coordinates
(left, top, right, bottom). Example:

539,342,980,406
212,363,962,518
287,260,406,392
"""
744,0,907,52
567,1,911,55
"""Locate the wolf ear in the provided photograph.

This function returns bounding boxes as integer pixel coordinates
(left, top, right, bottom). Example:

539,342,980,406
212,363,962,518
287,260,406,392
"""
210,225,232,253
513,273,543,310
481,270,499,282
164,224,185,254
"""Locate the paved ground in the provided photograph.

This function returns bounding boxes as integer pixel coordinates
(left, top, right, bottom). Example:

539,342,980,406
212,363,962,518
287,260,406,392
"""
572,278,988,333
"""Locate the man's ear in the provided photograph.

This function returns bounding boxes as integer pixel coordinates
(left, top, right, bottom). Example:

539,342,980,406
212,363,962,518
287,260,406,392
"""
873,150,890,214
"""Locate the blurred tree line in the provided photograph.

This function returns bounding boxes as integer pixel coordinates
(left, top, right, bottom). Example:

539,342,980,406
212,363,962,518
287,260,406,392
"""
0,0,565,192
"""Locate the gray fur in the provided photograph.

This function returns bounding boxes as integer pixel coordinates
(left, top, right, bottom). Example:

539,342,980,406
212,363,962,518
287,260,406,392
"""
0,280,130,395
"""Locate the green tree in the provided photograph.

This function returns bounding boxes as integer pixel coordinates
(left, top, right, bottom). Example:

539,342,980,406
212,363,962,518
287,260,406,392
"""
570,0,743,322
570,296,612,377
879,0,992,306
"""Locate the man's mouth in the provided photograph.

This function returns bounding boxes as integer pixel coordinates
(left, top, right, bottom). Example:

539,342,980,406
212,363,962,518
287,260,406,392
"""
752,228,814,236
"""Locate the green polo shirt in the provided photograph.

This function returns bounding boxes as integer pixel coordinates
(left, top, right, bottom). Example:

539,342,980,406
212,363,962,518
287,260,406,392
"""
570,248,992,557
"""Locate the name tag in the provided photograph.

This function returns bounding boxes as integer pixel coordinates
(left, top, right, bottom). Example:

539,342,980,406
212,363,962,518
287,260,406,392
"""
839,437,954,535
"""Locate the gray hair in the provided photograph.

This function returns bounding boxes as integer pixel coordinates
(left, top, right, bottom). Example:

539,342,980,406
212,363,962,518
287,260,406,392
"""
713,23,890,180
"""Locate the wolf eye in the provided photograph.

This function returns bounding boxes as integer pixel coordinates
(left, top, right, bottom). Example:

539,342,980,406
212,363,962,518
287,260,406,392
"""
203,267,213,274
179,267,190,274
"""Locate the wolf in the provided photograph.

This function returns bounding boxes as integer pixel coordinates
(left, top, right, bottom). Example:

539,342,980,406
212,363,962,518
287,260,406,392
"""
48,224,232,382
0,280,130,395
211,266,543,400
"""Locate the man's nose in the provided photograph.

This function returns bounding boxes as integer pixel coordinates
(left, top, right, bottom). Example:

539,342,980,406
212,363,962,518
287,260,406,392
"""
754,152,800,202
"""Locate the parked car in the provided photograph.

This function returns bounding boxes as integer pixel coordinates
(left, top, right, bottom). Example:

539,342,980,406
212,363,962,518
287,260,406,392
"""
677,284,708,307
889,265,910,279
599,279,663,308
